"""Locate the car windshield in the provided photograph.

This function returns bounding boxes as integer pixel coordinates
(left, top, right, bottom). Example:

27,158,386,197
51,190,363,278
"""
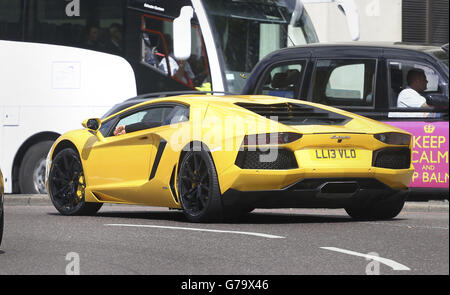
203,0,318,93
431,49,449,70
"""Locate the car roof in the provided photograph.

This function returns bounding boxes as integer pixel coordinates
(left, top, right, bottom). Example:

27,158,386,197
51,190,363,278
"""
272,42,448,58
101,91,234,119
284,41,442,51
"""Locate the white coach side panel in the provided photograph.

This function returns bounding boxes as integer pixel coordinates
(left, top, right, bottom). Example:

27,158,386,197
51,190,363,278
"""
0,41,137,193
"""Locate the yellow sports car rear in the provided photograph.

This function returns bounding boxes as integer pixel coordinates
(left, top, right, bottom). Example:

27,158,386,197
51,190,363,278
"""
46,94,414,222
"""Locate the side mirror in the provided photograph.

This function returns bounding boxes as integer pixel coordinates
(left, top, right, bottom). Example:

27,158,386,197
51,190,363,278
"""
425,93,449,108
173,6,193,61
82,118,101,131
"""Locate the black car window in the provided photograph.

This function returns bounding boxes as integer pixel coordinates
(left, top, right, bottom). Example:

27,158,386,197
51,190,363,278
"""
311,59,377,107
256,62,306,99
387,60,448,118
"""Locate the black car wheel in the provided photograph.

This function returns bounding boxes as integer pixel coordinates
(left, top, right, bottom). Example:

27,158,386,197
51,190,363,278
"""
49,148,102,215
177,146,223,222
345,191,407,220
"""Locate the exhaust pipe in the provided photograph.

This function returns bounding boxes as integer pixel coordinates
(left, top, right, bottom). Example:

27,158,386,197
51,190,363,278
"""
318,181,359,198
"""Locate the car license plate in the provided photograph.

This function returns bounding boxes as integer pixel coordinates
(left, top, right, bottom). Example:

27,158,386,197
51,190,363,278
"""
314,148,358,160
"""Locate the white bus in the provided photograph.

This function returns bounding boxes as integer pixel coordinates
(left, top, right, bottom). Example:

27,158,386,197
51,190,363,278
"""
0,41,137,194
0,0,359,193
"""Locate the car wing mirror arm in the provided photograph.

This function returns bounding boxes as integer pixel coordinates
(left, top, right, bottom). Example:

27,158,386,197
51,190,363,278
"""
82,118,105,141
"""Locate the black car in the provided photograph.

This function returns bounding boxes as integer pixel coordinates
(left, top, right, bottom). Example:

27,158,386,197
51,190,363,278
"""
0,169,4,246
242,42,448,117
242,42,449,196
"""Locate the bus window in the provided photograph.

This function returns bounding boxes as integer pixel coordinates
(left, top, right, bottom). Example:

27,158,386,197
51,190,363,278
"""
141,15,210,89
0,0,22,41
256,62,305,98
388,60,448,118
202,0,319,93
30,0,124,55
311,59,376,106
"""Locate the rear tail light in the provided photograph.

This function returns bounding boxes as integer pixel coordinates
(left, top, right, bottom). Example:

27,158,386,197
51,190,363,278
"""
374,132,411,145
242,132,302,146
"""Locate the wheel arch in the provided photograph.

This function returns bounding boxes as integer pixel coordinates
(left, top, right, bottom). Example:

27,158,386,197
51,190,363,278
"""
12,132,60,193
51,139,80,160
178,141,214,169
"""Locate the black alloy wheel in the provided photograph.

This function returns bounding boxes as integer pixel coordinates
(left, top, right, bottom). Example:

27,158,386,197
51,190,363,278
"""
177,146,223,222
49,148,102,215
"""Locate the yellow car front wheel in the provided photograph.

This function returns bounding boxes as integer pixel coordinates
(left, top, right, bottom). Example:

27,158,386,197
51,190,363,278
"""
49,148,102,216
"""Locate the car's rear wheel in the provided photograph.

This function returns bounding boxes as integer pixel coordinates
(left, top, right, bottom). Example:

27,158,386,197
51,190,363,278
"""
177,146,223,222
345,191,407,220
49,148,102,216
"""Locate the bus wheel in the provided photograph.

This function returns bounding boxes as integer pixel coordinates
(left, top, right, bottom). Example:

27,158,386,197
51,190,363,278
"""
19,141,54,194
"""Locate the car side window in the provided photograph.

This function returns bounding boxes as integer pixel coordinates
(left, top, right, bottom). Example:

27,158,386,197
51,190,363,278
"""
99,119,116,137
312,59,377,106
111,106,174,136
256,62,305,98
387,60,448,117
164,105,190,125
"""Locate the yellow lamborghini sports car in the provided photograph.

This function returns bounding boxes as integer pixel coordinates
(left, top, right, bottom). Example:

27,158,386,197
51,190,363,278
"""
46,94,414,222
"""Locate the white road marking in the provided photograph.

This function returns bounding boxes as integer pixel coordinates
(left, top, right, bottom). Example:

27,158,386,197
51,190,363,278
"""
365,222,449,230
320,247,411,271
105,223,285,239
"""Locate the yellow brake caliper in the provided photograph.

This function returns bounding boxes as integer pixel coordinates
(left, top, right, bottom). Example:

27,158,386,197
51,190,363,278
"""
76,173,86,202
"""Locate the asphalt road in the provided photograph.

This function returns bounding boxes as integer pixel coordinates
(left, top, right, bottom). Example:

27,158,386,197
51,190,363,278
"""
0,204,448,275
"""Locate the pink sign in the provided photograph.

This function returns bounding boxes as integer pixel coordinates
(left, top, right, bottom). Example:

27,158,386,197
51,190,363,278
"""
384,121,449,188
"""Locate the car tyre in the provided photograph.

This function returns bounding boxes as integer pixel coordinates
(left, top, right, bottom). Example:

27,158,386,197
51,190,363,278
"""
177,145,223,222
48,148,102,216
345,191,407,221
19,141,54,194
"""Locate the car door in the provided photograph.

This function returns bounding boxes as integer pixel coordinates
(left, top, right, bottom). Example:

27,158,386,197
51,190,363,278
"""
383,56,449,190
84,105,174,202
